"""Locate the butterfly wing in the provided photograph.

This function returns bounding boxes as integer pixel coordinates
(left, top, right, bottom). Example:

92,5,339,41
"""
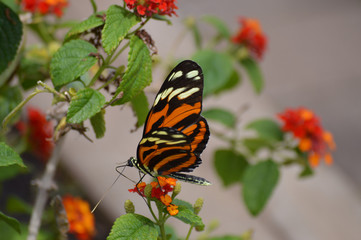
136,60,209,176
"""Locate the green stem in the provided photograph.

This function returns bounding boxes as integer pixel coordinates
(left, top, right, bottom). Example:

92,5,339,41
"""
147,199,159,222
158,212,166,240
33,21,54,44
109,41,130,64
88,52,114,87
37,81,67,100
89,0,97,13
185,225,194,240
2,89,45,131
96,72,121,91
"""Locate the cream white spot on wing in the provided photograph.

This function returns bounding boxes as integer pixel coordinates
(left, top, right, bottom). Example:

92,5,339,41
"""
171,71,183,81
147,137,160,142
155,139,187,145
156,131,168,135
178,87,199,99
172,134,186,139
140,138,147,144
161,87,173,100
168,87,186,100
194,76,201,80
168,72,175,81
186,70,199,79
153,93,162,106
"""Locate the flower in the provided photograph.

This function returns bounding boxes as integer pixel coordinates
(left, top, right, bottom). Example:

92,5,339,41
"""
62,195,95,240
232,17,267,60
21,0,68,17
124,0,178,17
15,107,54,163
278,107,336,167
128,177,179,215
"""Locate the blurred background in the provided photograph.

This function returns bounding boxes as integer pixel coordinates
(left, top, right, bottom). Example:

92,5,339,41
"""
30,0,361,239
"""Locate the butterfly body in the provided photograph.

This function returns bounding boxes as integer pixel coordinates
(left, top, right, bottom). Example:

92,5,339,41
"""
128,60,210,185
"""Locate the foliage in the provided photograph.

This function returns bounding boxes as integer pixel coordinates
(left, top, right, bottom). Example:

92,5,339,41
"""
0,0,335,239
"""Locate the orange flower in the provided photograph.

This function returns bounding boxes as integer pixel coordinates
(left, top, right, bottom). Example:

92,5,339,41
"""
21,0,68,17
124,0,178,17
62,195,95,240
278,107,336,167
128,177,179,215
232,17,267,59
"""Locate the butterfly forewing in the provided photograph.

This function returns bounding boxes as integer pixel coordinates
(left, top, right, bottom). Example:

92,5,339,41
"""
143,60,204,135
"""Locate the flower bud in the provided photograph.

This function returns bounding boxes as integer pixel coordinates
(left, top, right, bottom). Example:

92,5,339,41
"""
144,184,153,198
193,198,203,214
172,182,181,198
124,200,135,213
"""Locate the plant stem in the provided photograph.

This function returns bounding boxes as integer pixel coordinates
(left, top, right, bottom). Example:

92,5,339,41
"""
27,138,64,240
89,0,97,13
109,42,130,64
185,225,194,240
158,212,166,240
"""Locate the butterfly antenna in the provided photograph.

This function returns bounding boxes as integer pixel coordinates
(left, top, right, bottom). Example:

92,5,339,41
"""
91,164,134,213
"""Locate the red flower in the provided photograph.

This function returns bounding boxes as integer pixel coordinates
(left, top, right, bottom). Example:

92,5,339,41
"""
15,107,54,163
21,0,68,17
278,107,336,167
128,177,179,215
62,195,95,240
232,17,267,60
124,0,178,17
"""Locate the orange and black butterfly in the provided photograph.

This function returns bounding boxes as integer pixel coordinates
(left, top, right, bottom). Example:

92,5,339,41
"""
126,60,210,185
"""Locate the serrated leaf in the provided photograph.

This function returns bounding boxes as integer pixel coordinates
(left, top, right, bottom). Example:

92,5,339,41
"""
131,91,149,127
203,108,236,128
0,86,22,125
102,5,139,54
239,58,264,94
202,15,231,39
50,39,97,88
0,211,21,234
0,142,25,168
111,35,152,105
243,138,274,153
67,88,105,123
242,160,279,216
0,2,22,76
65,12,105,40
192,50,234,96
90,109,106,138
246,119,283,141
172,205,204,228
172,199,194,210
107,213,158,240
214,149,249,186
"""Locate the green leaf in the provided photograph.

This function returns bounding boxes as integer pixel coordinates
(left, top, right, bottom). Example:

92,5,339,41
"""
243,138,274,154
67,88,105,123
202,15,231,39
242,160,279,216
214,149,249,186
90,109,106,138
130,91,149,127
203,108,236,128
0,2,22,76
1,0,20,13
246,119,283,141
102,5,139,54
6,196,32,215
0,211,21,234
0,142,25,168
111,35,152,105
65,12,105,40
0,165,26,181
107,213,158,240
215,70,241,94
299,162,314,178
239,58,264,94
50,39,98,88
172,199,204,228
0,85,22,125
192,50,234,96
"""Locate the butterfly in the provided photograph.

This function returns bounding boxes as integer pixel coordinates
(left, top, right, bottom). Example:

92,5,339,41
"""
126,60,211,185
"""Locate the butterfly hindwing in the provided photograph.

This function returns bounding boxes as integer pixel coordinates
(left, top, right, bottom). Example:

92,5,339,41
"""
137,127,201,176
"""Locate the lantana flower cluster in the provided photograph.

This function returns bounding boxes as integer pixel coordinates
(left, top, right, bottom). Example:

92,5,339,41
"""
278,107,336,168
62,195,95,240
129,176,179,215
232,17,267,60
21,0,68,17
124,0,178,17
15,107,54,163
